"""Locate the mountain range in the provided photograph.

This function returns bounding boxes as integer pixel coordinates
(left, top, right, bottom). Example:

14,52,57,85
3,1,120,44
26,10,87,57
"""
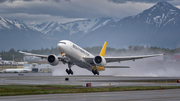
77,1,180,48
0,1,180,50
29,18,115,42
0,17,115,50
0,17,57,50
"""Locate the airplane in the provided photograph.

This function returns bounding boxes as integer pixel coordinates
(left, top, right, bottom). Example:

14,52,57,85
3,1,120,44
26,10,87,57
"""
0,55,14,65
0,63,37,73
19,40,164,75
0,68,32,73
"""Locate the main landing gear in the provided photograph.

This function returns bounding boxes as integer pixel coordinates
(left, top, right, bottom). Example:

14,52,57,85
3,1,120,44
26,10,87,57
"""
66,62,74,75
92,69,99,75
92,65,99,75
66,69,73,75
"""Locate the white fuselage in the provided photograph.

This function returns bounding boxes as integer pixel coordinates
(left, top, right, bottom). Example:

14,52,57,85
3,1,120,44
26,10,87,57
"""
57,40,95,71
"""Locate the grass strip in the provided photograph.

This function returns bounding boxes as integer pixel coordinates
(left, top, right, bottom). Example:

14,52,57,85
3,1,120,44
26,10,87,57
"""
0,85,180,96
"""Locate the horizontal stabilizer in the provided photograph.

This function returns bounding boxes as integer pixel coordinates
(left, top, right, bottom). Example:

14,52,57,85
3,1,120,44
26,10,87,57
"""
105,66,130,68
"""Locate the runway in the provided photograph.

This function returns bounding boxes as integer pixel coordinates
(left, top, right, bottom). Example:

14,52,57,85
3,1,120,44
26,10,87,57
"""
0,73,180,100
1,89,180,101
0,73,180,87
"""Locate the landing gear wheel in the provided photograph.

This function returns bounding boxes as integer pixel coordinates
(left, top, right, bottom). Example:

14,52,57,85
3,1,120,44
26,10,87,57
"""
95,69,99,75
67,62,74,75
66,69,73,75
92,69,95,75
92,69,99,75
96,71,99,75
69,69,73,75
66,69,70,75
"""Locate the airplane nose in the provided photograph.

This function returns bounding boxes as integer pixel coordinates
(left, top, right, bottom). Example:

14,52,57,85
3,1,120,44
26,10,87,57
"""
57,43,64,51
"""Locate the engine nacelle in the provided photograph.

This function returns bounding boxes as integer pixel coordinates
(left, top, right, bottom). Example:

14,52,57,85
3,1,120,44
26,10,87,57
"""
93,55,106,66
47,54,59,66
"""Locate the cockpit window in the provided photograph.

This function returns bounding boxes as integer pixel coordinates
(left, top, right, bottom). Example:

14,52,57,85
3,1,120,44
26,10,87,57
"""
59,42,66,44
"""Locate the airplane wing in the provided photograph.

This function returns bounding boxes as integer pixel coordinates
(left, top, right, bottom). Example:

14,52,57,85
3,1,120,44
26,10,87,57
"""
105,54,165,63
84,54,164,63
104,66,130,68
19,51,48,58
19,51,68,63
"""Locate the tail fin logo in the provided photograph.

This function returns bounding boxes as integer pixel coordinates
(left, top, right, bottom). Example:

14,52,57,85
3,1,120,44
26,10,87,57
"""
100,41,107,57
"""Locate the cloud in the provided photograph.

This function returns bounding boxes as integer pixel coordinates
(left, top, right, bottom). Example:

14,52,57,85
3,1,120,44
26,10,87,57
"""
0,0,153,20
2,13,85,24
108,0,180,5
0,0,29,3
0,0,71,3
0,0,180,23
0,0,6,3
108,0,172,4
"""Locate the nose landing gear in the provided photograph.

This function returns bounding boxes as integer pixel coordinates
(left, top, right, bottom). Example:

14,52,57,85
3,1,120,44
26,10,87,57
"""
66,62,74,75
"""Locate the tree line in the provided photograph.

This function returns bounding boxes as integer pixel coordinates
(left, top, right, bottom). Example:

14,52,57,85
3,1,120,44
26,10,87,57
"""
0,46,180,61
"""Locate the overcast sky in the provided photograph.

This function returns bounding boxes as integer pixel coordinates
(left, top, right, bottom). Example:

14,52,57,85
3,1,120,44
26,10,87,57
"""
0,0,180,24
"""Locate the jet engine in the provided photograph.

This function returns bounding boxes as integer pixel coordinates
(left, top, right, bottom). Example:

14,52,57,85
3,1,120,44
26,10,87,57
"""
93,55,106,66
47,55,59,66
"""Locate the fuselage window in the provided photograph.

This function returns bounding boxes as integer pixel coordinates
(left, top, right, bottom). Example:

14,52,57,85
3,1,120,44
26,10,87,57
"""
59,42,66,44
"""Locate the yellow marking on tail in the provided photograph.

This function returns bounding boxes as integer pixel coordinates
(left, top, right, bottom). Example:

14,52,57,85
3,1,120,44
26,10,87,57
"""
100,41,107,57
93,41,107,71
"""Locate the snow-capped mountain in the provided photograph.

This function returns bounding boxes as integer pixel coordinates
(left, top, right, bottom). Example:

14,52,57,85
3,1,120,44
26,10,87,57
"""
144,2,180,28
0,17,56,50
77,1,180,48
1,1,180,50
0,17,115,50
0,17,29,30
123,1,180,34
29,18,115,41
29,22,59,35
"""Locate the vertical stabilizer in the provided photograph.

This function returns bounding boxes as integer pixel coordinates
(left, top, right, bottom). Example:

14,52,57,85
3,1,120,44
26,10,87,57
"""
100,41,107,57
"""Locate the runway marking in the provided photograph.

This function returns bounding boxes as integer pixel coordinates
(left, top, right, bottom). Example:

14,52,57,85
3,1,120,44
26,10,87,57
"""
2,90,180,101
